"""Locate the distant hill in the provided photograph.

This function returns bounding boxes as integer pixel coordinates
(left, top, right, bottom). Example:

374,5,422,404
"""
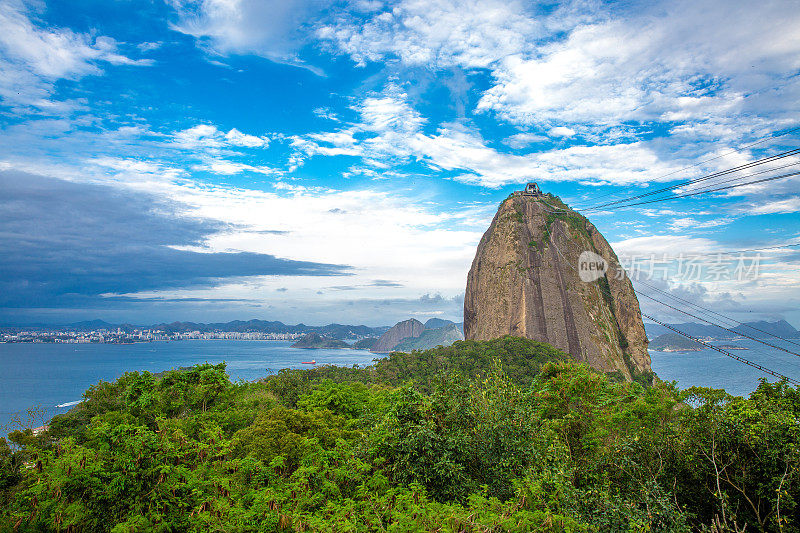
315,323,389,339
645,322,725,339
424,318,454,329
146,320,387,339
370,318,464,353
393,324,465,352
732,319,800,338
645,320,800,340
351,337,379,350
291,333,349,349
67,319,118,331
424,318,464,333
649,333,703,352
371,319,425,353
154,320,298,334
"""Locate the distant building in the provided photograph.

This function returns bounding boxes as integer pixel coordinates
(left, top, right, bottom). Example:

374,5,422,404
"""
522,182,542,196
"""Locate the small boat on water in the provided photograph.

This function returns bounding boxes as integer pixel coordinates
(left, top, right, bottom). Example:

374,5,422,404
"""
301,360,317,365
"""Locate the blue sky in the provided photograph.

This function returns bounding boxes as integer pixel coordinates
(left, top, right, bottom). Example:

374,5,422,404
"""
1,0,799,327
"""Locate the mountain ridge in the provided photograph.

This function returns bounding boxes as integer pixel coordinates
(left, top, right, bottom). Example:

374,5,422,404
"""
393,323,465,352
371,318,426,353
644,319,800,340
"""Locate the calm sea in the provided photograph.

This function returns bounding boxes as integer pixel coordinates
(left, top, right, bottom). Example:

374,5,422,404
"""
648,337,800,395
0,340,377,431
1,338,799,431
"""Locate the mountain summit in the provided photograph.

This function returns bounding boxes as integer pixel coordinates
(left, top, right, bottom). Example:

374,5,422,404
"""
464,188,651,381
370,318,426,353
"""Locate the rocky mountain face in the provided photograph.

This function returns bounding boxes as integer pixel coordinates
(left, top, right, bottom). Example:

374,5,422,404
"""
464,193,651,381
393,323,465,352
370,318,426,353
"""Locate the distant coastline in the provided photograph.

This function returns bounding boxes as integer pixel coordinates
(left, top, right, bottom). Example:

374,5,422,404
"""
650,347,703,353
1,319,391,345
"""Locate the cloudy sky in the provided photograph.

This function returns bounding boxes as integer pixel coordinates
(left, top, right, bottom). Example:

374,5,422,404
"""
1,0,799,327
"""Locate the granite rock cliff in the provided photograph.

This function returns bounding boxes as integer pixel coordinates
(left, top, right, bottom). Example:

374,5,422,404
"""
393,323,465,352
370,318,426,353
464,192,651,380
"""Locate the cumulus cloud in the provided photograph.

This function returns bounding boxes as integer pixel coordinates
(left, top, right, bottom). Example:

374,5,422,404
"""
0,0,151,110
318,0,538,69
169,0,331,71
295,85,689,187
173,124,270,150
3,0,798,325
548,126,576,138
0,118,277,181
321,0,800,139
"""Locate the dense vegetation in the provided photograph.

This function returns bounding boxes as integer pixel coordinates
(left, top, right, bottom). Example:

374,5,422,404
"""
291,334,349,350
392,324,464,353
648,333,703,351
1,336,798,531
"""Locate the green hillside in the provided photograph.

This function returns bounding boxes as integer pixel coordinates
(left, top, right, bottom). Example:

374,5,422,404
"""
649,333,703,351
351,337,378,350
1,336,797,531
290,333,349,349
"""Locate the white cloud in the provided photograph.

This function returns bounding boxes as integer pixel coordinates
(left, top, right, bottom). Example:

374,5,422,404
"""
100,171,485,308
312,107,339,121
740,195,800,215
225,128,270,148
318,0,538,69
170,0,330,72
305,0,800,194
173,124,270,150
667,217,733,232
503,132,547,149
193,159,276,175
475,1,800,130
89,156,185,179
296,86,688,188
322,0,800,141
612,235,721,257
0,109,486,311
0,117,276,182
548,126,576,138
0,0,151,110
137,41,162,52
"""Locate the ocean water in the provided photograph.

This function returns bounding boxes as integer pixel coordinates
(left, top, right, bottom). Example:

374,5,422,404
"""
648,337,800,396
0,340,377,431
2,337,800,432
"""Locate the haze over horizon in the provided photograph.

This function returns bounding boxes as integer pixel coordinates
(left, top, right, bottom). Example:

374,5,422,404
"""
2,0,799,327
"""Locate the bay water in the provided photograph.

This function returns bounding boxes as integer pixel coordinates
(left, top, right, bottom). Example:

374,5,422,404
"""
0,340,376,431
2,337,799,431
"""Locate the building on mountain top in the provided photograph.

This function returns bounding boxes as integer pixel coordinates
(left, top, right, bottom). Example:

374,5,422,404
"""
522,182,542,196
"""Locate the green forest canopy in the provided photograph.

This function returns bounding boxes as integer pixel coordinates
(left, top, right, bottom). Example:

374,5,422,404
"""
1,336,798,532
